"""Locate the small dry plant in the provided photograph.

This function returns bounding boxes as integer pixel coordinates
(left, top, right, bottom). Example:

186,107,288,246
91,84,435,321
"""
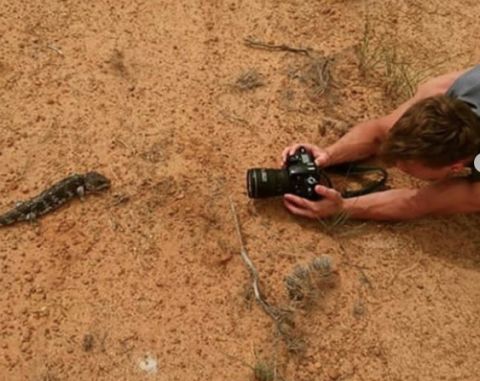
233,68,265,91
284,255,335,310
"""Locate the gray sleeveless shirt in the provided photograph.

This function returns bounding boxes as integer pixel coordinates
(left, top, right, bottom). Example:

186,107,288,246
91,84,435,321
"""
445,65,480,180
446,64,480,117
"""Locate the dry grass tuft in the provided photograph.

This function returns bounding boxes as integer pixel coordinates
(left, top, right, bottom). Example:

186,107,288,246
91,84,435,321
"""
356,3,427,101
253,361,275,381
109,49,128,76
233,68,265,91
284,255,335,310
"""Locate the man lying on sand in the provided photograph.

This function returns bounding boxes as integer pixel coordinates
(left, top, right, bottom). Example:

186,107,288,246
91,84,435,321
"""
281,64,480,221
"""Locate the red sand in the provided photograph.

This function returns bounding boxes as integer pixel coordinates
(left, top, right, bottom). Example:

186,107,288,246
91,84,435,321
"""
1,1,479,380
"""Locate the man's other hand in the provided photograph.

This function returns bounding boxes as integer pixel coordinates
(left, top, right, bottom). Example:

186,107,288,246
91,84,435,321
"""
283,185,343,219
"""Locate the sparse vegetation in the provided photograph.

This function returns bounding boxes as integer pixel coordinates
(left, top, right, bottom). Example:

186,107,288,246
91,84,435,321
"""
356,2,430,101
244,35,334,101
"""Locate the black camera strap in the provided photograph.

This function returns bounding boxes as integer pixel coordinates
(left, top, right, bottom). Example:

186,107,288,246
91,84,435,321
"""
320,163,388,198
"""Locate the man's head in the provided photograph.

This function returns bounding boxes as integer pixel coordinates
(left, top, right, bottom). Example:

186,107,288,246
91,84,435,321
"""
379,95,480,181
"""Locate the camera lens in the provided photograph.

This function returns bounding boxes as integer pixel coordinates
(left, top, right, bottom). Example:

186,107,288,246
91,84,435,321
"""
246,168,291,198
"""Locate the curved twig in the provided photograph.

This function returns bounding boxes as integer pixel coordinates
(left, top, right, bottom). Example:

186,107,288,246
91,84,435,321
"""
229,197,283,321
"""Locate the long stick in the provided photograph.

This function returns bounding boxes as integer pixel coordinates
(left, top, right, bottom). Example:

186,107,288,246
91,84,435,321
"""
244,36,312,57
229,197,283,321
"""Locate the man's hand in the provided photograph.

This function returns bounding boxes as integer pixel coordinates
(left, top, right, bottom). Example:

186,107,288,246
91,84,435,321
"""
283,185,344,219
284,179,480,221
281,143,331,167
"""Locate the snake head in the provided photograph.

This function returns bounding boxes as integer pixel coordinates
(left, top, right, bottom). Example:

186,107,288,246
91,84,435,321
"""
84,172,111,193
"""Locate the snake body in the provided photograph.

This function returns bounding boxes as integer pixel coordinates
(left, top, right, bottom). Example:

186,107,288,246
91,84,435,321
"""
0,172,110,226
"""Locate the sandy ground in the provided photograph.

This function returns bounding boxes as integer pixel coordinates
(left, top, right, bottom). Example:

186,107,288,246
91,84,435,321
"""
1,1,480,380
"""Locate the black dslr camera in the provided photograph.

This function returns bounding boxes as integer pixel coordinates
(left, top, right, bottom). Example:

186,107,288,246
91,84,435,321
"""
246,146,332,200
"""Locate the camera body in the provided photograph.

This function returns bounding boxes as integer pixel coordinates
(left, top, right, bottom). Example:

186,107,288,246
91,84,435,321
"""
283,147,324,200
247,146,331,200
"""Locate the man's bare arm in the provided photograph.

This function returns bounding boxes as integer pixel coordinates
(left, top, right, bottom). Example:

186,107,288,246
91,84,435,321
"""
343,179,480,220
324,93,427,165
324,67,475,165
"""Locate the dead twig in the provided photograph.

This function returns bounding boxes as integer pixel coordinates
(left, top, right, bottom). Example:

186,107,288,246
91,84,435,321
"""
229,197,285,322
388,262,420,286
110,193,130,207
230,198,309,354
244,36,312,57
47,44,64,57
219,109,249,125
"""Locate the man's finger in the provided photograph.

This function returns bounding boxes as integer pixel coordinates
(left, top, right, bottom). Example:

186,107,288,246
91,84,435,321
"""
315,185,343,203
281,145,299,164
283,198,317,219
281,149,294,164
288,144,302,156
314,152,329,166
284,193,316,210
